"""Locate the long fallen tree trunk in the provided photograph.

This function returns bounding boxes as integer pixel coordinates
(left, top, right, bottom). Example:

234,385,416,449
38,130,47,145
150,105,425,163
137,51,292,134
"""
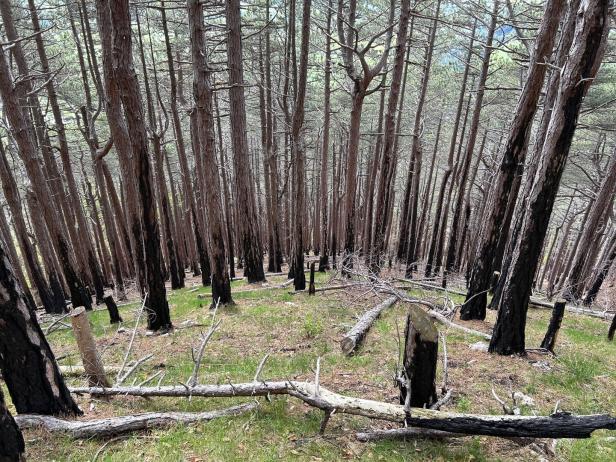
69,381,616,438
396,279,611,319
341,296,397,355
14,403,256,438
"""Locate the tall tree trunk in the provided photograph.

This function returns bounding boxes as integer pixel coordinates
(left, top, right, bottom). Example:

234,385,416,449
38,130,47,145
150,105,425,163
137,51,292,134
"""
463,0,564,320
489,0,608,355
404,4,441,274
444,0,498,277
583,229,616,305
106,0,172,331
318,0,333,272
188,0,233,305
564,150,616,300
226,0,265,283
0,42,91,311
291,0,312,290
0,138,60,313
425,21,476,277
160,1,204,281
370,0,412,273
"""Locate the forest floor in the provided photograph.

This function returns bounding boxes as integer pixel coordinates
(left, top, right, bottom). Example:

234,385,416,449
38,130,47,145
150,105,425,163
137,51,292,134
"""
9,268,616,461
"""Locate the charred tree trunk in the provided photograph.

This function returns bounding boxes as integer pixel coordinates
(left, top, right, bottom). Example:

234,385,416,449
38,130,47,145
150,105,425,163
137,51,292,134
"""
188,0,233,305
0,42,91,311
370,0,412,273
107,0,172,331
226,0,265,283
540,300,565,352
489,0,608,355
399,307,438,409
291,0,312,291
0,238,81,415
444,0,498,278
318,0,333,273
463,0,564,320
0,387,24,462
425,21,476,277
565,150,616,301
583,230,616,305
103,293,123,324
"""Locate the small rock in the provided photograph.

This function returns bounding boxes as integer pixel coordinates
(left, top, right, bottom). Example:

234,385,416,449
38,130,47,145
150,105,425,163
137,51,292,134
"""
116,327,127,333
513,391,535,406
531,360,552,371
469,341,489,352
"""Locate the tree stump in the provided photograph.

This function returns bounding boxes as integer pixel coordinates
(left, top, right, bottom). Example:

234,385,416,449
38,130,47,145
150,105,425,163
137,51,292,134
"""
540,300,565,352
399,306,438,409
103,292,123,324
609,314,616,341
0,387,25,461
70,307,110,387
308,262,316,295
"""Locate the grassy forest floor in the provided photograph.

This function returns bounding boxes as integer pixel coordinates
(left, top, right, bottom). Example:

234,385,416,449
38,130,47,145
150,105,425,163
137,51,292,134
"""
8,269,616,461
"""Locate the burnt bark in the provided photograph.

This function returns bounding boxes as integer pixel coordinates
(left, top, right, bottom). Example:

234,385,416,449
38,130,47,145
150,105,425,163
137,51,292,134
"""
399,307,438,409
107,0,172,331
0,239,81,416
0,387,24,462
489,0,609,355
463,0,564,320
226,0,265,283
540,300,566,352
188,0,233,305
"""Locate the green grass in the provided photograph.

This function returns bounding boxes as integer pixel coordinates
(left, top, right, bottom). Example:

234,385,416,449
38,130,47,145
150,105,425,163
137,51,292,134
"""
21,274,616,461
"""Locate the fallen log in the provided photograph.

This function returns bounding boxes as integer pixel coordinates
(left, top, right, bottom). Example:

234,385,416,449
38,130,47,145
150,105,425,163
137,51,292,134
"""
341,296,397,355
69,381,616,438
292,283,360,295
356,427,462,442
14,402,256,438
59,365,122,376
396,279,610,319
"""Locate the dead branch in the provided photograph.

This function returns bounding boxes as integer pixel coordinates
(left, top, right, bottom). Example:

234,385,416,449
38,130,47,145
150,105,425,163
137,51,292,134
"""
69,380,616,438
14,403,257,438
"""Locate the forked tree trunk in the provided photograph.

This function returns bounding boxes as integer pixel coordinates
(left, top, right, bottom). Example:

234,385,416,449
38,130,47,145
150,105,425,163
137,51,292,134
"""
489,0,609,355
